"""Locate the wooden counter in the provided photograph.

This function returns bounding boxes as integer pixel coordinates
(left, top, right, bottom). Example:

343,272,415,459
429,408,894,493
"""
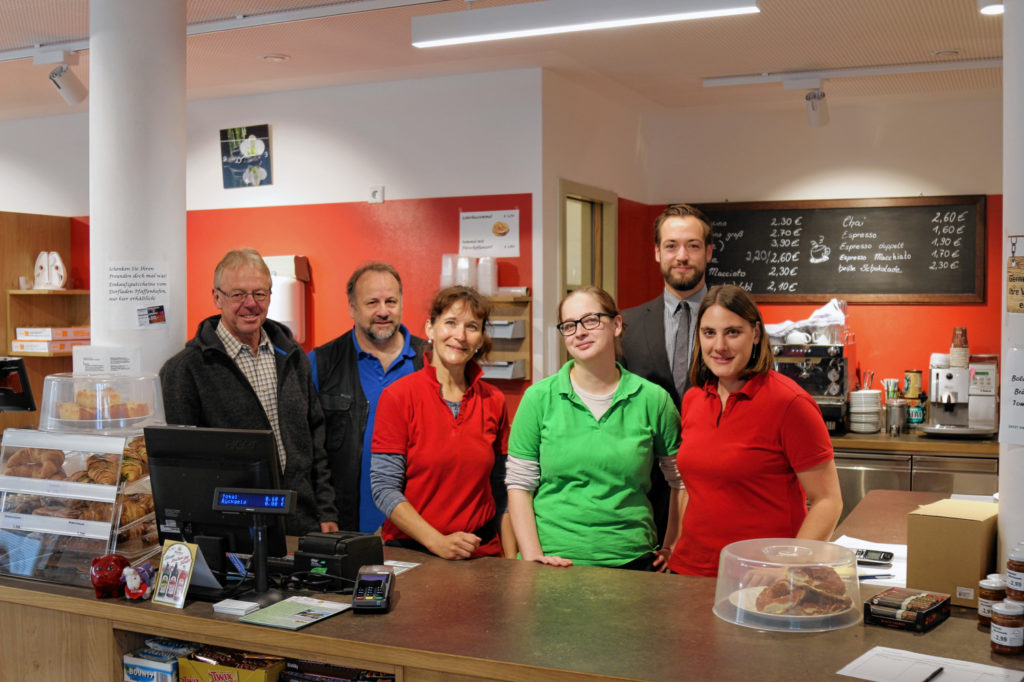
2,493,1022,681
832,431,999,458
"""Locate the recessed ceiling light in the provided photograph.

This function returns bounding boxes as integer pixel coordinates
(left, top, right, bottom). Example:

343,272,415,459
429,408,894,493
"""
261,53,290,63
933,49,960,58
978,1,1004,15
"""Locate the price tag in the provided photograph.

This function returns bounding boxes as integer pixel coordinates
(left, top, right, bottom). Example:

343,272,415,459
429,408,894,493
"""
1,513,23,530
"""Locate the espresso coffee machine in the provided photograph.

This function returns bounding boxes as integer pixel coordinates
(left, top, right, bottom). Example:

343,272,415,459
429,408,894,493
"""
928,366,970,428
773,343,854,434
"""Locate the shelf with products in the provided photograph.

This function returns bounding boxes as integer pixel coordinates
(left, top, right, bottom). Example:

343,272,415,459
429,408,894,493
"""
5,289,90,357
3,290,90,432
482,295,531,381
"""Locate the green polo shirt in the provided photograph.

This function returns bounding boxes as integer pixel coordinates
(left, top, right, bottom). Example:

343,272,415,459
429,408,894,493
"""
509,361,680,566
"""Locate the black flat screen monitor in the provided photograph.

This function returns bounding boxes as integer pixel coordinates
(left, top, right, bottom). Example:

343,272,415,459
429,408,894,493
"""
0,357,35,412
144,425,288,572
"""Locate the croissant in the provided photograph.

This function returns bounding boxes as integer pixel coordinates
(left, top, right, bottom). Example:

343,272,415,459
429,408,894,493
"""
120,459,144,482
2,448,66,479
124,436,148,463
85,456,118,486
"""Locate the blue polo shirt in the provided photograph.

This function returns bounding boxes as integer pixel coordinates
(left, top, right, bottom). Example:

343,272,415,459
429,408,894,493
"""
354,325,419,533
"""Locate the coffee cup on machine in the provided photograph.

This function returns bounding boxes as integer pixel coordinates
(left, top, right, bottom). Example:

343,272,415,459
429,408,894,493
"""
785,330,812,345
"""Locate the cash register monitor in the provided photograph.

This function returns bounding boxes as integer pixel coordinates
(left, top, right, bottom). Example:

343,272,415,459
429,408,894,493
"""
144,425,288,574
0,357,35,412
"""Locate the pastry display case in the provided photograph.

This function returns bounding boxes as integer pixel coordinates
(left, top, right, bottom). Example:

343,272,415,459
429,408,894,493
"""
0,373,165,587
712,538,861,632
37,372,164,434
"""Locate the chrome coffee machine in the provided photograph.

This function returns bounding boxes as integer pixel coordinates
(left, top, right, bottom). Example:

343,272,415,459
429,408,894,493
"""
773,343,854,434
928,366,970,428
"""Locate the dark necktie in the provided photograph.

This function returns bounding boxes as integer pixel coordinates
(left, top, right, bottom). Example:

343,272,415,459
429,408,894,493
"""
672,302,690,400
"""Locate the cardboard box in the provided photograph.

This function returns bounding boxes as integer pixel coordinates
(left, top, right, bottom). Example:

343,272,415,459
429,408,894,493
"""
11,339,89,354
123,648,178,682
907,499,998,608
16,326,91,340
178,657,284,682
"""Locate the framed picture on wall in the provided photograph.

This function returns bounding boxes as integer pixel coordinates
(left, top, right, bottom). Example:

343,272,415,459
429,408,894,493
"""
220,124,273,189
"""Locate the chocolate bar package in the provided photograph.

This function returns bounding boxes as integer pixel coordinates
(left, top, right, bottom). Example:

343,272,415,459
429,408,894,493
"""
863,587,951,633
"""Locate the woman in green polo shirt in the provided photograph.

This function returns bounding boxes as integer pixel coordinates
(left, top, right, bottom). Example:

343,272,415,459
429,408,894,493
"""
506,286,682,569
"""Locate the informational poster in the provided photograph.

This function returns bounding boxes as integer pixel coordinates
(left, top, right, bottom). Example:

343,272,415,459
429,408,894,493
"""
999,347,1024,446
459,209,519,257
106,261,169,331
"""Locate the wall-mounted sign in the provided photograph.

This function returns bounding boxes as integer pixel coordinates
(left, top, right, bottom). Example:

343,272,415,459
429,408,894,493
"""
220,124,273,188
459,209,519,257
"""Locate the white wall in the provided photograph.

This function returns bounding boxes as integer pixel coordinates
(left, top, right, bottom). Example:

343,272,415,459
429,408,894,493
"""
0,70,545,215
537,71,652,375
186,69,543,209
0,113,89,216
644,97,1003,203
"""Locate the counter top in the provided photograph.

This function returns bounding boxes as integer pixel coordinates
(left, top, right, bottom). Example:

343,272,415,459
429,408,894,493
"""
832,431,999,457
3,490,1022,681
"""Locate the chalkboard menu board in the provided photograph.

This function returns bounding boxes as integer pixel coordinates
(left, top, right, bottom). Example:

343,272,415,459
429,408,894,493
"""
695,196,986,304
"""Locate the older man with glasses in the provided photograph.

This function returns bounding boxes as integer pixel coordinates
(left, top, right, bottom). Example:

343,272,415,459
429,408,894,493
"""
159,247,339,536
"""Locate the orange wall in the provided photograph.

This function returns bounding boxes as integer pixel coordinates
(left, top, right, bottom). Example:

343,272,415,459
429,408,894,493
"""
186,195,533,411
617,195,1003,387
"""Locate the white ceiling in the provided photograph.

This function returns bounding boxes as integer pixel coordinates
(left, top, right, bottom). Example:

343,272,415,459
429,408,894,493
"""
0,0,1004,123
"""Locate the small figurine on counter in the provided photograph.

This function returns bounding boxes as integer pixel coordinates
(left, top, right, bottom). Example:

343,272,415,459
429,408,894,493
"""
90,553,131,599
123,562,155,600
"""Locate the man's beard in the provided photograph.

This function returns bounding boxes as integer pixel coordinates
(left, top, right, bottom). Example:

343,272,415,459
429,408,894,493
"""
663,262,706,293
363,320,400,342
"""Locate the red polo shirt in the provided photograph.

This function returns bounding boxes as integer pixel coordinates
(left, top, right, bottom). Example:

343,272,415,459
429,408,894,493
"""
372,361,508,556
668,371,834,576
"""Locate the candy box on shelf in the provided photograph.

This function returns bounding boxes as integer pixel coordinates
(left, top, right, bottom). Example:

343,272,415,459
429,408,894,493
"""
179,646,285,682
123,646,178,682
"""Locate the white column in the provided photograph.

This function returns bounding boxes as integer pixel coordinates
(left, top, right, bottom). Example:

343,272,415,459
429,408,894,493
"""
89,0,187,374
1000,2,1024,567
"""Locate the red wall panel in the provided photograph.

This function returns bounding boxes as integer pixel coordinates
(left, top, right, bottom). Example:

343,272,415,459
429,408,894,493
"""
186,195,533,411
617,196,1003,388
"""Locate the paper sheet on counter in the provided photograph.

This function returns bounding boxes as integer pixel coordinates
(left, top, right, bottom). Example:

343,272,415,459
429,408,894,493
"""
834,535,907,588
839,646,1024,681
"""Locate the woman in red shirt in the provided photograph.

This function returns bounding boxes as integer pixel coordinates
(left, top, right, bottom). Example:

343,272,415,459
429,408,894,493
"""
370,286,515,560
667,284,843,576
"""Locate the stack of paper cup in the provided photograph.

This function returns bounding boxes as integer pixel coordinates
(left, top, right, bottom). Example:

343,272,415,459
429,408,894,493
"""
849,389,883,433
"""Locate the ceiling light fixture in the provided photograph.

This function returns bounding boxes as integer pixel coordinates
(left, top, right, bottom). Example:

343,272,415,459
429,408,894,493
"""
32,50,87,106
703,58,1002,88
805,89,828,127
48,63,88,106
261,53,291,62
978,1,1004,15
411,0,760,48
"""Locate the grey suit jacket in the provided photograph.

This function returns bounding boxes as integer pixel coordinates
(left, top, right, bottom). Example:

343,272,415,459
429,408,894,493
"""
621,294,680,408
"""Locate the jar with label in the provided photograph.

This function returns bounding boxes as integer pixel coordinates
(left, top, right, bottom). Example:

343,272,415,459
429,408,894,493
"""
1007,543,1024,601
979,578,1007,628
991,601,1024,655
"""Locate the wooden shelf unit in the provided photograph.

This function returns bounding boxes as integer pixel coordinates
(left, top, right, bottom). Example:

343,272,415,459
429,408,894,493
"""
3,289,90,431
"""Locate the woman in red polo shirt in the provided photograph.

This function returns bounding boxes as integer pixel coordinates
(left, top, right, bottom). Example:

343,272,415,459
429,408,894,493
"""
667,284,843,576
369,286,514,560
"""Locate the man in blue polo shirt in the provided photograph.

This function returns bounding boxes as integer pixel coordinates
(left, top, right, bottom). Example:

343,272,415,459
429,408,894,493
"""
309,262,429,532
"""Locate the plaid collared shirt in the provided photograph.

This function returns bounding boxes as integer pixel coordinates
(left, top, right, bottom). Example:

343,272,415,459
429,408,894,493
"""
216,321,287,471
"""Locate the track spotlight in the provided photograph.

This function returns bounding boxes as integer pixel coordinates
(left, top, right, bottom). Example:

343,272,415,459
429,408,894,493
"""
805,88,828,127
49,63,88,106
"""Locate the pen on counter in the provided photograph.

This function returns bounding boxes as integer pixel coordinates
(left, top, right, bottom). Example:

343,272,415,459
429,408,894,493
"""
858,573,896,581
920,666,943,682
